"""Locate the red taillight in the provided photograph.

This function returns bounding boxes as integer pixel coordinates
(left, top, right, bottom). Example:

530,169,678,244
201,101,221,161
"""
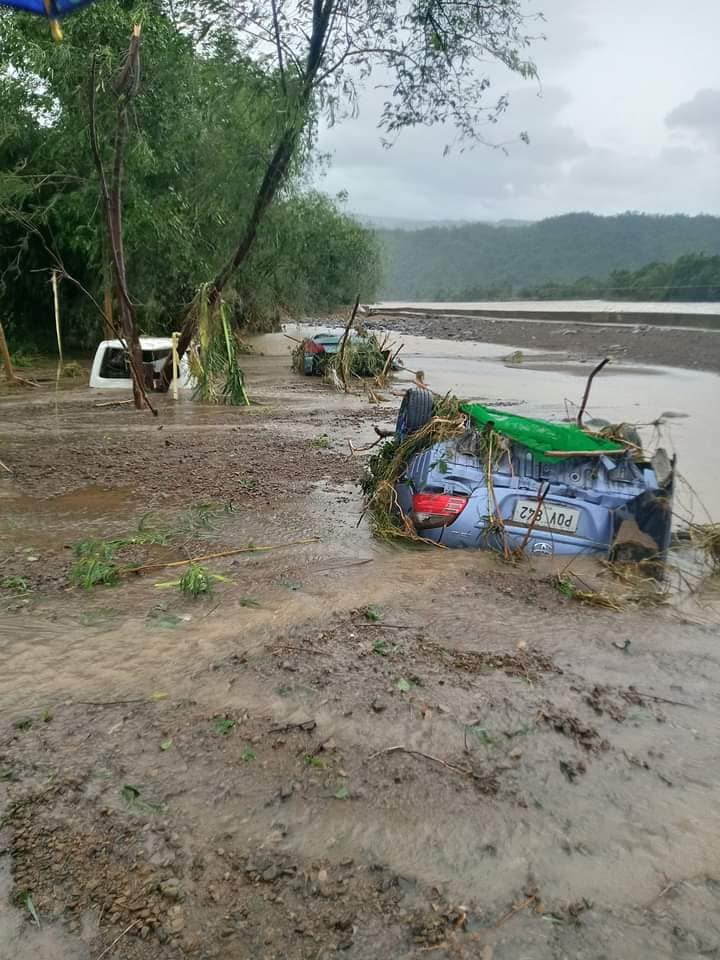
411,492,468,529
304,339,326,354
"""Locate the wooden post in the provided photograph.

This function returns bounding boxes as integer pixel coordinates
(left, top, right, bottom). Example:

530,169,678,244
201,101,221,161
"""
52,269,63,370
0,319,16,384
171,331,179,400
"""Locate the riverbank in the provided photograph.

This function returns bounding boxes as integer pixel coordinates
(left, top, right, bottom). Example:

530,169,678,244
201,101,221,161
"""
366,309,720,373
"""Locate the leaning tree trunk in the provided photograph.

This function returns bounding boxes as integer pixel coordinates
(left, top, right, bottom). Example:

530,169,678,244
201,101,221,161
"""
89,26,155,414
158,0,336,391
159,126,298,390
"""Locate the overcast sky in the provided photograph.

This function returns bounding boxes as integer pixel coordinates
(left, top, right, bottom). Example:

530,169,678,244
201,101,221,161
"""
315,0,720,222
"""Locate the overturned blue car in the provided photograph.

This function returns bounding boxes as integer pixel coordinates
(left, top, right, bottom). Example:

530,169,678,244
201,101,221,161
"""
384,388,674,560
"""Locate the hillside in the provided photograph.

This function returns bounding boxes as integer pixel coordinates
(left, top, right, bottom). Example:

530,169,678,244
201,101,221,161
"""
377,213,720,300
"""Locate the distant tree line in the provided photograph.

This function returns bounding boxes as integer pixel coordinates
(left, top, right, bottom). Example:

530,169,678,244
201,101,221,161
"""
515,253,720,302
378,213,720,301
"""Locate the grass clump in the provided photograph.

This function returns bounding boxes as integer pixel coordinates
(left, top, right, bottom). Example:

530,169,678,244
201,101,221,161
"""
70,540,120,588
0,576,31,595
178,563,213,597
69,521,175,589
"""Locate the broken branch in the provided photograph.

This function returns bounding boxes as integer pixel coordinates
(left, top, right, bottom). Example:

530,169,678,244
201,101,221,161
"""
367,744,476,779
124,537,321,575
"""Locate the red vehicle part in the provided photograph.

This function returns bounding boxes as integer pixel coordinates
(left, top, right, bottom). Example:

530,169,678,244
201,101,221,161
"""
411,492,468,529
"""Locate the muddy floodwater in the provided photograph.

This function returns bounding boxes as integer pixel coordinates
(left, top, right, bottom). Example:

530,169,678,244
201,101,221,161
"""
282,325,720,517
1,330,719,960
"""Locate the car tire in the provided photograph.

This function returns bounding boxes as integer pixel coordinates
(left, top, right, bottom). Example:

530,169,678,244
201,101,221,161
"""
396,386,433,438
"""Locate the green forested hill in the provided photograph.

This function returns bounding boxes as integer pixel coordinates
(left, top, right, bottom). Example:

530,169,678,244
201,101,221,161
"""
377,213,720,300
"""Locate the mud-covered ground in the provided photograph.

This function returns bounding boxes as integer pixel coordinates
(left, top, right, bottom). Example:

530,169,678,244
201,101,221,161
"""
1,344,719,960
366,310,720,372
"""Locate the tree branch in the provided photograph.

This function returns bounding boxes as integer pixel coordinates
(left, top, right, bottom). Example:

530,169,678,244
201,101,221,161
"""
270,0,287,95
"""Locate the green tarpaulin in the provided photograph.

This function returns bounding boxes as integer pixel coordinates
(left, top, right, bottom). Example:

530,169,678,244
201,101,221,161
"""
460,403,626,463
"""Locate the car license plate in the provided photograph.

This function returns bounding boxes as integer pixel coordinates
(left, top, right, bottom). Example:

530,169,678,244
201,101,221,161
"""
512,499,580,534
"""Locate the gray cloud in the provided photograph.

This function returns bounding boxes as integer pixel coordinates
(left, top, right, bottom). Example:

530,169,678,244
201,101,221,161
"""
666,89,720,149
316,0,720,221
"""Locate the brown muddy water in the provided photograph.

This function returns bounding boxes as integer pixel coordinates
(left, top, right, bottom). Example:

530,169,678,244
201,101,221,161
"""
282,324,720,518
1,332,719,960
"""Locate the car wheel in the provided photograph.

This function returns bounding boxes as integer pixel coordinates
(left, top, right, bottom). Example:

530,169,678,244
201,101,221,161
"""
396,386,433,438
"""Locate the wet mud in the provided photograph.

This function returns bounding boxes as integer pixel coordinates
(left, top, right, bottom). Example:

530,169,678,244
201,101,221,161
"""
1,336,719,959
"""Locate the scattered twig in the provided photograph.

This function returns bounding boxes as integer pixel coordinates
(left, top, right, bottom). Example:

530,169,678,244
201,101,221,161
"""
495,894,537,928
348,436,383,454
357,622,408,629
124,537,321,575
645,876,675,908
367,744,476,779
629,689,697,709
94,398,134,408
72,698,153,707
0,458,12,474
276,645,325,655
309,558,373,573
94,919,140,960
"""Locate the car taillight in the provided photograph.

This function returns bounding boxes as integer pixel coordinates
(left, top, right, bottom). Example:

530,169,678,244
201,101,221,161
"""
411,492,468,529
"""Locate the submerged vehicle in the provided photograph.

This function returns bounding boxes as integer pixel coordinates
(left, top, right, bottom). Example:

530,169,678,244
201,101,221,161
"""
301,333,347,375
89,337,193,391
300,331,401,377
393,388,674,559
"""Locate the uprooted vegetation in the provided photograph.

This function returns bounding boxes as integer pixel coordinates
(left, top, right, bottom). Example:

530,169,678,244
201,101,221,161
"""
66,505,233,590
689,522,720,568
361,394,468,539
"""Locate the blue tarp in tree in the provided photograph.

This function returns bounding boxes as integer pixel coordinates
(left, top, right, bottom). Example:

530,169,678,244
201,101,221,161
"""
0,0,97,40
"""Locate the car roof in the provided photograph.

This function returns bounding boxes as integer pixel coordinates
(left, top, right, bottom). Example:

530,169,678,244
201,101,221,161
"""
97,337,174,350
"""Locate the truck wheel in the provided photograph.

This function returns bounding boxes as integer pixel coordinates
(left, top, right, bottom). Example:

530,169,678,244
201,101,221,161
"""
396,386,433,438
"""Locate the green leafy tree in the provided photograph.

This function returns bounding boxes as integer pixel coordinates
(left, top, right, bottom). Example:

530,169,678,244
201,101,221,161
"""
161,0,542,384
0,2,381,356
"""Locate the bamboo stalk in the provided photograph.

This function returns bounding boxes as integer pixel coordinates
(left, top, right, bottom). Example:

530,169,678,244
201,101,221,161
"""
124,537,321,575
